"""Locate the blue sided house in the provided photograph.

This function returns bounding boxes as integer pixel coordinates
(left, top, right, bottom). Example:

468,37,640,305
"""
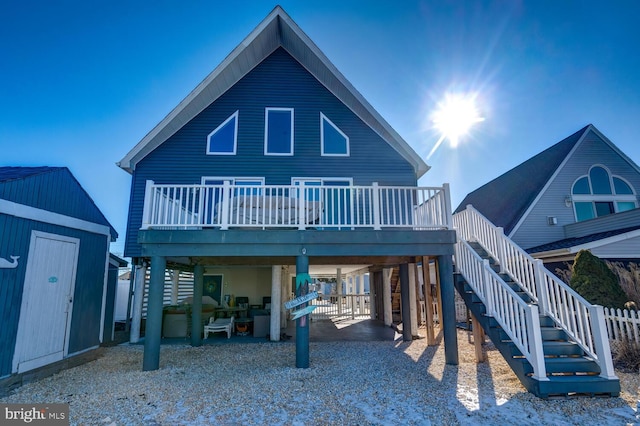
117,7,621,398
118,6,459,372
0,167,118,379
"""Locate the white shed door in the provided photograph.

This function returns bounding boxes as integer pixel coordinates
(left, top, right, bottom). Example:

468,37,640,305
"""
13,231,79,373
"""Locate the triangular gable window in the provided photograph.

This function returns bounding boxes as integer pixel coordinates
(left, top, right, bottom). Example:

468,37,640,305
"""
321,113,349,156
207,111,239,155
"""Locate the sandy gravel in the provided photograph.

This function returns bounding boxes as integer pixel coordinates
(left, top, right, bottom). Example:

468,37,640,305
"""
1,329,638,425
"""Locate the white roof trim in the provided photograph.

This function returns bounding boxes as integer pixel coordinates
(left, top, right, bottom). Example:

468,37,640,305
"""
533,228,640,259
117,6,429,177
0,198,112,237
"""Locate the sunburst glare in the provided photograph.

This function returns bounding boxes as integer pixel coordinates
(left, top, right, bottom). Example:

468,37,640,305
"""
427,93,484,159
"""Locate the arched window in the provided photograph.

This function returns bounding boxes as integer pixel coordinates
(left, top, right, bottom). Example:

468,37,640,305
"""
571,165,637,221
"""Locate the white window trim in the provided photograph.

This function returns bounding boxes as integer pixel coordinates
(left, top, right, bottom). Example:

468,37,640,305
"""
571,165,638,221
264,107,294,156
320,113,350,157
207,111,239,155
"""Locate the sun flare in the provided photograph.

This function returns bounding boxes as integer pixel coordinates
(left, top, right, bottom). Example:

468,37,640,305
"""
432,93,484,147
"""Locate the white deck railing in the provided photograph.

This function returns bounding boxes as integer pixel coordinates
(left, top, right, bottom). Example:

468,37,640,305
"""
453,205,617,380
310,294,370,320
141,180,452,231
455,238,548,380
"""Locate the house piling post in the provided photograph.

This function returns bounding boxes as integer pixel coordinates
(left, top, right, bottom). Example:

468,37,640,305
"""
143,256,166,371
438,255,458,365
399,263,412,341
130,263,146,343
296,253,310,368
382,267,392,326
422,256,435,345
191,265,203,347
408,262,419,337
271,265,282,341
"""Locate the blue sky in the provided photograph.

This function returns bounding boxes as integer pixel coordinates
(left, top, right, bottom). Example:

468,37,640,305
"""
2,1,640,257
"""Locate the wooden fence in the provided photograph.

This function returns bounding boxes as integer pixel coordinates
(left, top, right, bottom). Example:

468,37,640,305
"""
603,307,640,346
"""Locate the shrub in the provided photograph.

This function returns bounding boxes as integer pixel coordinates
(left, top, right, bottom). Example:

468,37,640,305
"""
606,261,640,307
570,250,628,308
612,340,640,373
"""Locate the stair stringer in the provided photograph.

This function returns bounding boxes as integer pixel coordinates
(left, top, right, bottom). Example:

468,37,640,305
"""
454,273,620,398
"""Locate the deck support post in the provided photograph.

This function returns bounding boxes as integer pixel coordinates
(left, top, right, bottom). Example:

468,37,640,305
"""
170,270,179,305
438,255,458,365
130,263,146,343
399,263,412,341
408,262,419,337
471,312,486,363
296,254,310,368
382,268,393,326
191,264,203,347
336,268,343,315
143,256,165,371
271,265,282,341
422,257,435,345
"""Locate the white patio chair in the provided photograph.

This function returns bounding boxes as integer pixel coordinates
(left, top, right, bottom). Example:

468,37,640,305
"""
204,315,234,339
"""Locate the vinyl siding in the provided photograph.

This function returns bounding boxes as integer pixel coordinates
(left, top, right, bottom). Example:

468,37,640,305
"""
512,130,640,249
565,207,640,238
591,235,640,258
124,48,416,257
0,213,108,377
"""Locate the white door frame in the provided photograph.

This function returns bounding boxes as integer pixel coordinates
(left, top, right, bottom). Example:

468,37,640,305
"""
12,231,80,373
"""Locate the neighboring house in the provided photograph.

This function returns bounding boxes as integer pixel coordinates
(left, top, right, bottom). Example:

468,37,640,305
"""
117,6,458,371
0,167,118,379
455,124,640,268
452,124,626,397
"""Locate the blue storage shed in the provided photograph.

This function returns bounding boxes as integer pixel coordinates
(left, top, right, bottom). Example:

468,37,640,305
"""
0,167,117,377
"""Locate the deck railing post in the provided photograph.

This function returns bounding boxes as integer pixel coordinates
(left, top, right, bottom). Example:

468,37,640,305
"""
496,227,507,274
482,259,494,316
220,180,231,230
534,259,549,316
443,183,453,229
466,204,475,241
298,186,306,230
588,305,618,379
372,182,381,230
525,304,548,381
142,180,155,230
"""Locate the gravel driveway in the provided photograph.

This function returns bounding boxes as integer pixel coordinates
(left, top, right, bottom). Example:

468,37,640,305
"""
1,329,638,425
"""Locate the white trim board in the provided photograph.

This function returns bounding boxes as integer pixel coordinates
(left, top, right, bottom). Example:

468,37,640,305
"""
533,229,640,259
0,198,111,237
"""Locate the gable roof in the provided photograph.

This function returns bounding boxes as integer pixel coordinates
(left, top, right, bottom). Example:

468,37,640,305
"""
454,125,589,234
0,166,58,182
117,6,429,177
0,166,118,240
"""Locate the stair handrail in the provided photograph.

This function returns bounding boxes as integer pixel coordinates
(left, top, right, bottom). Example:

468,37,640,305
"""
455,238,548,381
452,205,540,302
453,205,617,380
